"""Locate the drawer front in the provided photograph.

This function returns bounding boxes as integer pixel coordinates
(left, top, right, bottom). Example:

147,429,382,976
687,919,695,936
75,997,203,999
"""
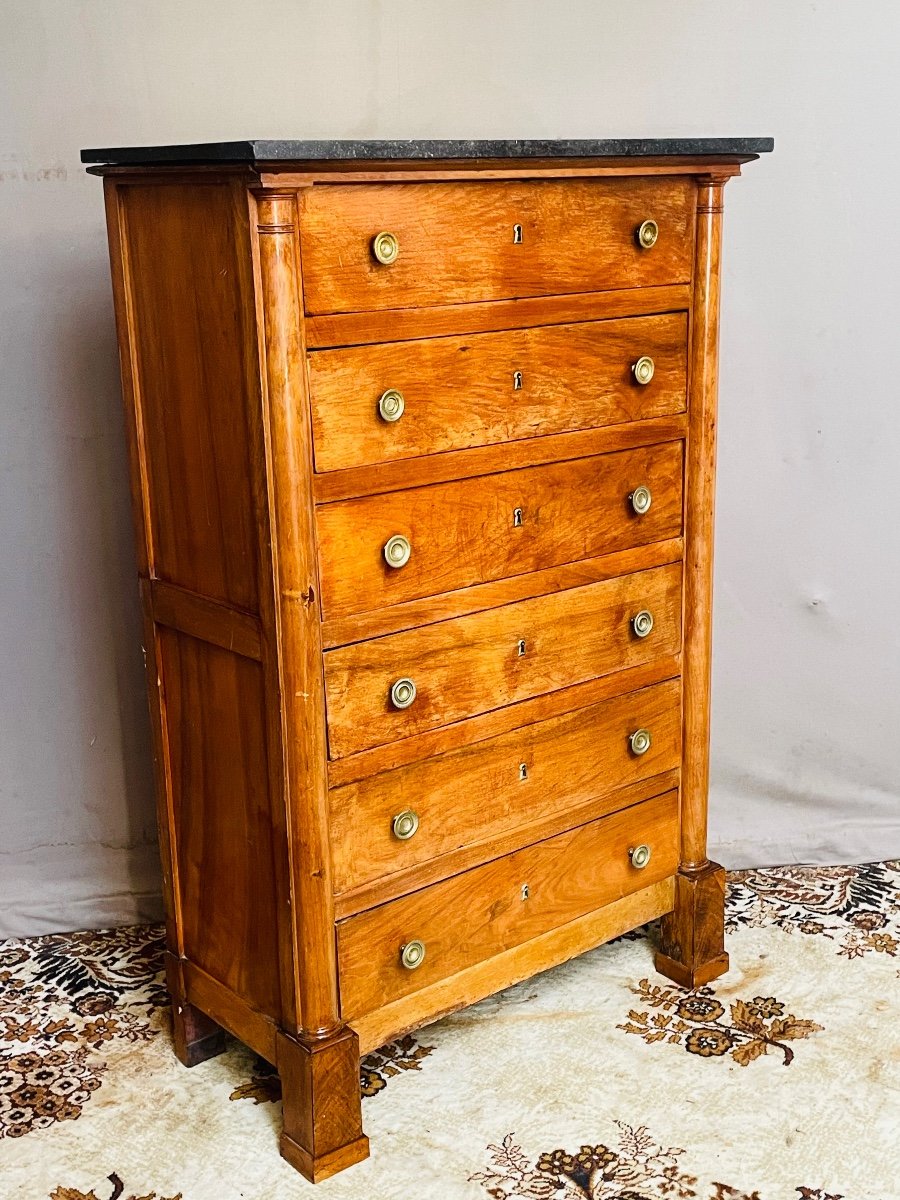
337,789,678,1018
300,179,695,314
317,441,683,620
324,562,682,758
330,678,681,895
309,313,688,473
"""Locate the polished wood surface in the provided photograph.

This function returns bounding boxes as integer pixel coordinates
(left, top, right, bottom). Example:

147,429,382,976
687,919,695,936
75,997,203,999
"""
325,563,682,757
309,313,687,471
96,150,762,1182
353,876,675,1055
117,182,260,610
317,442,683,619
330,678,681,895
306,283,691,349
338,789,679,1019
300,178,695,313
654,180,731,990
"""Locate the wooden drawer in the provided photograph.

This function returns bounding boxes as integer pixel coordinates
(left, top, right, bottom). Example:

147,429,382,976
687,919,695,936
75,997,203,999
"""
317,441,683,620
324,562,682,758
300,179,695,314
337,788,679,1019
330,678,681,896
308,313,688,472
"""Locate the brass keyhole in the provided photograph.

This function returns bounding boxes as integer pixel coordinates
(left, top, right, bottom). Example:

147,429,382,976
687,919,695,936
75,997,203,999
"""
513,224,523,243
513,370,523,390
521,883,530,900
517,639,526,656
519,762,528,781
513,507,523,527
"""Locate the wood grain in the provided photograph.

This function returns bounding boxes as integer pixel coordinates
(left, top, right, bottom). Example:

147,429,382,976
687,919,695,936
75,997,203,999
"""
305,284,690,349
149,579,262,660
317,441,683,620
117,182,260,609
308,313,687,471
312,416,688,505
322,537,683,649
324,562,682,758
328,654,681,788
158,628,281,1018
338,789,679,1019
352,876,675,1055
330,678,681,895
300,178,695,314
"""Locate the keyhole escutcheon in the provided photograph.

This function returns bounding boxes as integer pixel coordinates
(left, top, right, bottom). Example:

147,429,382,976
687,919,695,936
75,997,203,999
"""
513,223,523,243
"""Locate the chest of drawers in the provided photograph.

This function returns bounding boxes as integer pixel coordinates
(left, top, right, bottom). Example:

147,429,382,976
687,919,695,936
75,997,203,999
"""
85,136,772,1183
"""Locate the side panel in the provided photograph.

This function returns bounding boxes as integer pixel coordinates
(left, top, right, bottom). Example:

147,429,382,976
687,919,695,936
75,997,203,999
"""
117,181,260,610
158,629,280,1017
103,177,286,1034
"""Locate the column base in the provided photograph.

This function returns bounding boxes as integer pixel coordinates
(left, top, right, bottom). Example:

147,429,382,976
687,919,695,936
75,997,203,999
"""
654,861,730,989
277,1026,369,1183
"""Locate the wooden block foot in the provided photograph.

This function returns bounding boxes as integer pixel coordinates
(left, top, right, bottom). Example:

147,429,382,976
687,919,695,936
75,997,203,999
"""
165,951,226,1066
277,1026,369,1183
654,861,729,988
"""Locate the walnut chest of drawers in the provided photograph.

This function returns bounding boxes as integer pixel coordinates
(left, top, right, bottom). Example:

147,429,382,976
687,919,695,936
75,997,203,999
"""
85,136,772,1182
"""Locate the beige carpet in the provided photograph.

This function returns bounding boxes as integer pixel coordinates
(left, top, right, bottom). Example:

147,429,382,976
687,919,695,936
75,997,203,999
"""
2,862,898,1200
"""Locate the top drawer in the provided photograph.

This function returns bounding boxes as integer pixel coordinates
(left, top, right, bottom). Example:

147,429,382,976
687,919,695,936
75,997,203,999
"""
300,179,695,314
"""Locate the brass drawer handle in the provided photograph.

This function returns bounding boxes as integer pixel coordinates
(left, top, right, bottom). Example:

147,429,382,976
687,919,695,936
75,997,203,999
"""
378,389,405,422
383,534,411,569
629,485,652,515
629,728,652,756
635,219,659,249
629,843,652,869
372,231,400,264
390,677,417,710
632,355,655,385
631,610,654,638
400,939,426,969
392,809,419,840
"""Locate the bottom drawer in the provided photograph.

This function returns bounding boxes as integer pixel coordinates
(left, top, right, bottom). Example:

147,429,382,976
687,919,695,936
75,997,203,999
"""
337,789,678,1019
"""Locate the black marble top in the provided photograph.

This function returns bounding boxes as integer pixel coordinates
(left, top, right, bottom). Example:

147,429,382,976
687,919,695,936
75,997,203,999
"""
81,137,774,167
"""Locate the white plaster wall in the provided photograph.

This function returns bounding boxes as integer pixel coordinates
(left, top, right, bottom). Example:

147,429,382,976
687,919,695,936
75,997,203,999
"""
1,0,898,937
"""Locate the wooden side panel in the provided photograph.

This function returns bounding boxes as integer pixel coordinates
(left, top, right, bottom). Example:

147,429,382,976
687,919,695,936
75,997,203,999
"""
300,178,695,313
117,182,260,610
324,562,682,758
338,789,679,1019
158,629,281,1019
308,313,688,472
317,441,684,619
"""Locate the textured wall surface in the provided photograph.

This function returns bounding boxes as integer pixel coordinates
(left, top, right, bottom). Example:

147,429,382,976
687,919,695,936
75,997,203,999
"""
1,0,898,937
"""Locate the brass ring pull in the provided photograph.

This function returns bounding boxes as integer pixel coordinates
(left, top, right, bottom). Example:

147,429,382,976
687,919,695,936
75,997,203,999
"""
635,219,659,249
629,728,652,756
372,231,400,264
632,356,655,385
392,810,419,840
383,534,411,569
629,844,652,869
629,486,652,515
378,389,405,422
390,678,417,710
400,939,426,969
631,610,654,639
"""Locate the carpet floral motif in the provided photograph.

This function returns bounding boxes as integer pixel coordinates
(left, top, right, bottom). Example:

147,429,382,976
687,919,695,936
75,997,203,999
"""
469,1122,845,1200
617,979,823,1066
727,861,900,960
228,1033,436,1105
49,1173,181,1200
0,930,163,1140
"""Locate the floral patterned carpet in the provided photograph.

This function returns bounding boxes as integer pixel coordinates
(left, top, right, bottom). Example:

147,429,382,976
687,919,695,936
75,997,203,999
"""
1,863,898,1200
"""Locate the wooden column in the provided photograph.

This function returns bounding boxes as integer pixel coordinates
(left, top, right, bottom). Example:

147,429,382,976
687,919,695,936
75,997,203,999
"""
254,191,368,1182
655,176,730,990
